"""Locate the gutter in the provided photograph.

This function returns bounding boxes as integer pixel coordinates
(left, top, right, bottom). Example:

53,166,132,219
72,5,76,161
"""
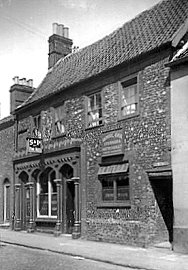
165,55,188,68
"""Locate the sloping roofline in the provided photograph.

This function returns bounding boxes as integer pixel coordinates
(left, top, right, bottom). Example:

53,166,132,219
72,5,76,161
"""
15,0,188,113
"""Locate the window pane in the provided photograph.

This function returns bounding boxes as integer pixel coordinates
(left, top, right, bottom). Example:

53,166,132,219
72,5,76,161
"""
39,176,48,216
50,177,57,216
117,177,129,201
121,82,137,116
55,106,66,135
38,115,41,129
88,95,95,111
96,93,101,108
5,186,10,220
102,180,114,201
39,194,48,215
26,188,30,217
51,193,57,216
87,93,102,127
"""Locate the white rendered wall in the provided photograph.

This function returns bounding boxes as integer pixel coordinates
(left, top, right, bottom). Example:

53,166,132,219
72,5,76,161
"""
171,65,188,229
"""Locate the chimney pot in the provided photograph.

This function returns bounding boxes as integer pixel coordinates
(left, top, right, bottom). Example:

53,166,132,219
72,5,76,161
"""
57,24,61,36
52,23,58,35
60,24,64,36
22,78,26,85
13,76,19,84
63,27,69,38
27,79,33,87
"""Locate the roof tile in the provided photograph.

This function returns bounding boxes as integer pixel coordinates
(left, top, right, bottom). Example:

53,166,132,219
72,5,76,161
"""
22,0,188,107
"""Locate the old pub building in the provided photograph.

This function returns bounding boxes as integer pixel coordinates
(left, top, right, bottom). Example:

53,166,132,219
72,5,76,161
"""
1,0,188,251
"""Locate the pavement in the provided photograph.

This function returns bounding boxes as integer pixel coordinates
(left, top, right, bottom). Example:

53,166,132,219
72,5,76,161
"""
1,228,188,270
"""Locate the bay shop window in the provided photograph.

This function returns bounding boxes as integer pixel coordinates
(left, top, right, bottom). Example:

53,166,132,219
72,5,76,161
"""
37,171,57,218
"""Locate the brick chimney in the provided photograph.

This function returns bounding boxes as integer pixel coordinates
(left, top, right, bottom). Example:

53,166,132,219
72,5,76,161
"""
10,76,35,113
48,23,73,69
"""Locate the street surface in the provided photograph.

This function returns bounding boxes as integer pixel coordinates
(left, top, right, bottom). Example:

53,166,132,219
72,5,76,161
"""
0,243,142,270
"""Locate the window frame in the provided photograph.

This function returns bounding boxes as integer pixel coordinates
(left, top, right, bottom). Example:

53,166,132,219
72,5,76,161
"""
31,114,42,138
118,73,139,120
98,173,131,208
37,171,57,219
3,179,10,222
53,105,66,137
86,91,103,128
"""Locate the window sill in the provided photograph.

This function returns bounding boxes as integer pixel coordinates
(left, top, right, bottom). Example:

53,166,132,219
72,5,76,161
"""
36,217,57,222
52,134,66,140
118,112,139,122
96,201,131,208
85,124,104,131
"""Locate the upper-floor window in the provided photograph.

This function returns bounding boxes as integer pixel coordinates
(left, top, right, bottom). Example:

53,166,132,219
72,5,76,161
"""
120,76,138,118
54,105,66,136
87,92,103,128
33,114,41,138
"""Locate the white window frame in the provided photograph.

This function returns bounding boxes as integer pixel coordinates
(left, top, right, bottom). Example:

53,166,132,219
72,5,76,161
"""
37,172,57,218
86,92,103,128
119,74,139,119
4,181,10,222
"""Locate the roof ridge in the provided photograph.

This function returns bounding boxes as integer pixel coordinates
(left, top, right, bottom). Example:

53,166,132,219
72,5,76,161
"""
17,0,188,109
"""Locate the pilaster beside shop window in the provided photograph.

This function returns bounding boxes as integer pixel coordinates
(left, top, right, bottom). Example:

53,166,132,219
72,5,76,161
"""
27,182,35,233
54,178,62,236
14,183,22,230
72,177,81,239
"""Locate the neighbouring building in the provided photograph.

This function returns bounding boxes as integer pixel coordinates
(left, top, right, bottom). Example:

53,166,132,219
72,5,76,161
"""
167,40,188,253
1,0,188,249
0,77,34,227
0,115,14,227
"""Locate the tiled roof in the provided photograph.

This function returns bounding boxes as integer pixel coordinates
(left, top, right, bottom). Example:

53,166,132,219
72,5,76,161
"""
0,115,14,131
22,0,188,107
0,115,14,125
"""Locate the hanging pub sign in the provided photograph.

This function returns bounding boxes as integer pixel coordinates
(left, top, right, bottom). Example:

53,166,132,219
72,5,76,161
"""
27,137,42,153
102,129,124,156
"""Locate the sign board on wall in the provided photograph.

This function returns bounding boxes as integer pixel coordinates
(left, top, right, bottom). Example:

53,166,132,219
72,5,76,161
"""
27,137,42,153
102,129,124,156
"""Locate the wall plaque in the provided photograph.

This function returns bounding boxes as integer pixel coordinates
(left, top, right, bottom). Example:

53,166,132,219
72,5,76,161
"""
102,129,124,156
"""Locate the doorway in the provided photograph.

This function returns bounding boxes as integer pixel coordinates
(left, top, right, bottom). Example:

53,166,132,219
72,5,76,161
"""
22,185,30,230
150,176,173,243
19,171,29,230
66,181,75,234
60,164,75,234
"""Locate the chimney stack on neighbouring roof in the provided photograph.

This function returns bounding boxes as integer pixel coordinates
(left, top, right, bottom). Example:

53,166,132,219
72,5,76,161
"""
48,23,73,69
10,76,35,113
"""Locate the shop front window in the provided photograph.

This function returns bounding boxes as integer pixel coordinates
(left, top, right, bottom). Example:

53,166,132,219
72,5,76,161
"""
37,170,57,218
101,175,129,202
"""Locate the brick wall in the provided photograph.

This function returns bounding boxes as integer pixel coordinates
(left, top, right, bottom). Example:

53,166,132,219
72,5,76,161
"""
15,54,171,246
0,118,14,224
61,56,171,246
